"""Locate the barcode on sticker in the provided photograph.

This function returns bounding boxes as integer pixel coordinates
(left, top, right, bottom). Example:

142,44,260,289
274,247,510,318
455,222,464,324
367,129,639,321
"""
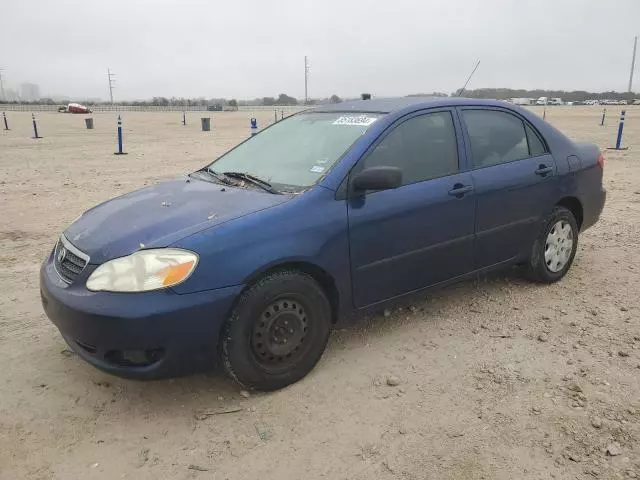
332,116,377,126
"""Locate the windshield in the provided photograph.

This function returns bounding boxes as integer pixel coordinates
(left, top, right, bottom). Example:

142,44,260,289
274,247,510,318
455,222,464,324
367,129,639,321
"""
207,112,382,191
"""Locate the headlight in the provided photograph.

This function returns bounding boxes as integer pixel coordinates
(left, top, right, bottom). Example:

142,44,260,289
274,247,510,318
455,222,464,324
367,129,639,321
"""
86,248,198,292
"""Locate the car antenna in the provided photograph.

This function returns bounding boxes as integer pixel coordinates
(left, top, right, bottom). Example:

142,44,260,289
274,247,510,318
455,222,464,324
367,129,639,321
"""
457,60,481,97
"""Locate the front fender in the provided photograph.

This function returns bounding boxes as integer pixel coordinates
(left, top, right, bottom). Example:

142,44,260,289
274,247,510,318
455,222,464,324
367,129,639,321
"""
171,187,353,316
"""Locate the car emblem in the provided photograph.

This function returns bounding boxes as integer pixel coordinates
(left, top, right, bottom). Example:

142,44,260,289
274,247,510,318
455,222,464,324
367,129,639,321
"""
57,246,67,263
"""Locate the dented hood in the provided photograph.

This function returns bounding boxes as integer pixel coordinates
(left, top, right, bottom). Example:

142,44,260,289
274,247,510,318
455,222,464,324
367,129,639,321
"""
64,177,291,264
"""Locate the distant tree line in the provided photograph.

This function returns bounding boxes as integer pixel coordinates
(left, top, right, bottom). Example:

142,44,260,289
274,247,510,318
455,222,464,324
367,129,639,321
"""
1,97,59,105
406,92,449,98
237,93,344,106
3,89,637,107
0,92,348,107
458,88,638,102
121,97,235,107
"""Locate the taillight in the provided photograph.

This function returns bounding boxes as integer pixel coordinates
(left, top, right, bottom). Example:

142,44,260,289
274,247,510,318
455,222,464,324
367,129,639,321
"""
597,154,605,169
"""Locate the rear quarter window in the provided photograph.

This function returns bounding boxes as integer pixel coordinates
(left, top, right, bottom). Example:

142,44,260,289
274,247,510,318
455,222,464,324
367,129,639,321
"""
525,123,547,157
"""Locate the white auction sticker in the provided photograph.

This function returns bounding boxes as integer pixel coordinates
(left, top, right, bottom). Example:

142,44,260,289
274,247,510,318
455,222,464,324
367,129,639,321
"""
310,165,326,173
332,115,378,126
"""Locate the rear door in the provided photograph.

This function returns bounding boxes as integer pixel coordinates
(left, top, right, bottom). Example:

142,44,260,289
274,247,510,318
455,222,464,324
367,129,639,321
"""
459,107,557,268
347,109,476,308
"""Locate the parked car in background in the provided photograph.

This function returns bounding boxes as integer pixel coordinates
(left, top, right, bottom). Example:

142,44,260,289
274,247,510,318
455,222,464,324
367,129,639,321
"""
600,99,627,106
57,103,92,114
509,97,534,106
40,97,606,391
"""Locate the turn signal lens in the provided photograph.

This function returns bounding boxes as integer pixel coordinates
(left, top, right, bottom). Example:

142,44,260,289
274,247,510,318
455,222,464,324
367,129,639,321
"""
160,261,195,286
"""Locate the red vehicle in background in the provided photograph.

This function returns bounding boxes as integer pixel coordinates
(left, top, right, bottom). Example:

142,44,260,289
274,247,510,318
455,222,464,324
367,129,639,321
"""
58,103,92,114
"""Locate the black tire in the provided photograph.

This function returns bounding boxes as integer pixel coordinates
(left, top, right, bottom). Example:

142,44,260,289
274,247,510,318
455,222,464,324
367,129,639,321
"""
526,206,579,283
220,270,332,391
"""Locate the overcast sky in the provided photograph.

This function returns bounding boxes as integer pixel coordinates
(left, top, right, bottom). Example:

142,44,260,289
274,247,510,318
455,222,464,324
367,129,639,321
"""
2,0,639,100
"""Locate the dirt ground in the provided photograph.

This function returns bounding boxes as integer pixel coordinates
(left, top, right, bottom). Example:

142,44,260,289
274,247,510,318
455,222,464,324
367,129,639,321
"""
0,106,639,480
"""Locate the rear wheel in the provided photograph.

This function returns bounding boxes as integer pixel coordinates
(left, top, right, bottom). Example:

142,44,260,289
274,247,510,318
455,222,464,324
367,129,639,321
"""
526,206,579,283
220,270,332,391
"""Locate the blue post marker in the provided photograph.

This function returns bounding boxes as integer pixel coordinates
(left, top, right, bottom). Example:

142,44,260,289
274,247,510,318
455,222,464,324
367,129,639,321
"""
608,110,628,151
250,117,258,136
2,112,8,131
600,108,606,126
114,115,128,155
182,111,186,126
617,110,625,148
32,113,42,139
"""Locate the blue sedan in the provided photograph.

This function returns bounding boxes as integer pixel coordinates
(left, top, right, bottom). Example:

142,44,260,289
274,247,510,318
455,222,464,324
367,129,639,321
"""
40,97,606,390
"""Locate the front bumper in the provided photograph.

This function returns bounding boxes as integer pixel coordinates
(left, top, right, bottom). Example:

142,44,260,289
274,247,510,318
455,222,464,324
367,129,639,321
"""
40,250,243,380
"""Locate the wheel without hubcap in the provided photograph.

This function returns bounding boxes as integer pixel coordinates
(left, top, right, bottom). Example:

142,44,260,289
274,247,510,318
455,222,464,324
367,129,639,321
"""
220,270,332,391
251,299,309,372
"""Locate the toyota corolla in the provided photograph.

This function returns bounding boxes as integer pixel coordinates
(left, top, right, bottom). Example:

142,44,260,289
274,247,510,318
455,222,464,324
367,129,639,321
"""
40,97,606,391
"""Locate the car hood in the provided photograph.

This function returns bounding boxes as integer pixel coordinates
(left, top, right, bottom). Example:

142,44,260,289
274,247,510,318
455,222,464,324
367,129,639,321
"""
64,177,291,264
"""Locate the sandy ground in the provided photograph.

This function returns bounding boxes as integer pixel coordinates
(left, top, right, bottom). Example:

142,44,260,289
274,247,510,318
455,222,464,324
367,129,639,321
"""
0,106,639,480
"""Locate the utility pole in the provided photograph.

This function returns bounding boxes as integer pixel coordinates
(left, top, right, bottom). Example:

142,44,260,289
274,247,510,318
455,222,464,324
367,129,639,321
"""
107,68,116,104
304,56,309,105
629,36,638,93
0,67,5,102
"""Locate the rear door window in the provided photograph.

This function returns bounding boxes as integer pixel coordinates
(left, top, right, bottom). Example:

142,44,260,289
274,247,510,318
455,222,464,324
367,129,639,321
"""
462,110,544,168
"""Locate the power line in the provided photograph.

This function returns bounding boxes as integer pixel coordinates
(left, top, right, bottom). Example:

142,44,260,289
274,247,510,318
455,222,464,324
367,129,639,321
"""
107,68,116,104
304,56,310,104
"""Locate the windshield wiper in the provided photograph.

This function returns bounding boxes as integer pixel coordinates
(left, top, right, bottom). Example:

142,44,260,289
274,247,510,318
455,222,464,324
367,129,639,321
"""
193,168,236,186
222,171,280,194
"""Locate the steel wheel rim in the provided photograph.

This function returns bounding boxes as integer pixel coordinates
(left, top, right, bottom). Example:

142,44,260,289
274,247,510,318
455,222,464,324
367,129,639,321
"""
544,220,573,273
251,299,309,371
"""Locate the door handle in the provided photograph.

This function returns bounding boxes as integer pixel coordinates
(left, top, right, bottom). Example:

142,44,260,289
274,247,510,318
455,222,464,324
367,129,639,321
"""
448,184,473,197
535,165,554,176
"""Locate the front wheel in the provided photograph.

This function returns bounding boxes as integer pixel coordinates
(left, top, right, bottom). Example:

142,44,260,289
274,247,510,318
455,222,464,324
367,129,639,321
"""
526,206,579,283
220,270,332,391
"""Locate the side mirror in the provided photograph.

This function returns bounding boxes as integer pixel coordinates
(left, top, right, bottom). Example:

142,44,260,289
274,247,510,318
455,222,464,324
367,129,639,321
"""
351,166,402,192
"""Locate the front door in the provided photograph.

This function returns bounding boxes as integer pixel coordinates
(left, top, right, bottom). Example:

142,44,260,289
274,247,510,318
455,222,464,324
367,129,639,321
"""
347,110,476,308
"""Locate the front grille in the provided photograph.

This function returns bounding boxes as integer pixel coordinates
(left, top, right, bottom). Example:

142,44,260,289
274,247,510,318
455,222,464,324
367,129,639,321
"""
54,236,89,283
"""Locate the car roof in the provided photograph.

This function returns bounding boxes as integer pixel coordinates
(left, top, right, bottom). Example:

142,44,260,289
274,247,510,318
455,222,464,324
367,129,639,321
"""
312,96,511,114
